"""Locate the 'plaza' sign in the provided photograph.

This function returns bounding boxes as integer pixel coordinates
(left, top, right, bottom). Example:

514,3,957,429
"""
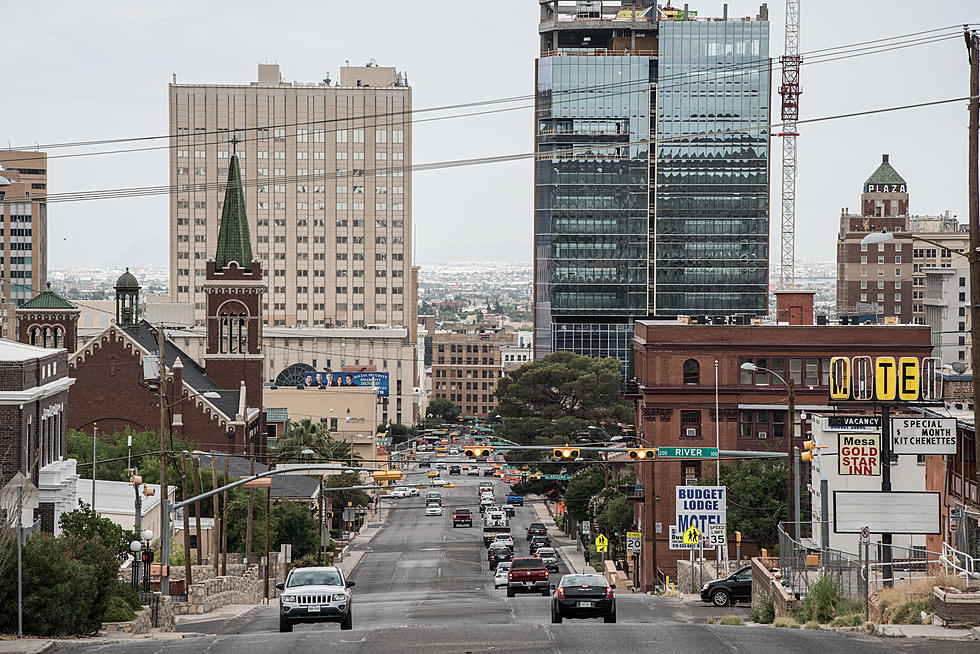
829,356,941,403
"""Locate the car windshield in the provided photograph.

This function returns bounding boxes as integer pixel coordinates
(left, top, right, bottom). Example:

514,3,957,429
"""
496,562,512,570
562,574,605,587
287,570,342,588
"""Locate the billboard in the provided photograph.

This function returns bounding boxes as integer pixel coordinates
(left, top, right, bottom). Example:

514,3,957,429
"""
891,418,957,455
303,371,389,397
833,490,940,534
675,485,726,534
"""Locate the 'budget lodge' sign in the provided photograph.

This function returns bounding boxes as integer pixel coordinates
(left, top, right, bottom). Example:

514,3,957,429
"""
829,356,941,403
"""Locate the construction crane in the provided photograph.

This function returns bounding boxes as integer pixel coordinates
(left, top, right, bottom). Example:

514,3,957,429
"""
779,0,801,289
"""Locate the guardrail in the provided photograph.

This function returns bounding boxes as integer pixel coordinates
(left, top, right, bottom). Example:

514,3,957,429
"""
940,541,980,581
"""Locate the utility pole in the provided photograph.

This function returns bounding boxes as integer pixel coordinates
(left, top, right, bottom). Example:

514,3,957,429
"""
181,454,191,586
211,461,220,577
92,423,98,508
881,405,893,587
264,487,271,602
786,379,796,541
157,326,169,595
966,29,980,487
222,456,229,576
191,454,203,565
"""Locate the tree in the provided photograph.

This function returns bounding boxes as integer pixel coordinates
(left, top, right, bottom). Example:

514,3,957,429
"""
275,418,358,464
595,495,634,547
273,501,318,560
324,472,372,510
494,352,633,444
427,398,460,423
709,459,807,549
564,468,606,522
59,501,140,561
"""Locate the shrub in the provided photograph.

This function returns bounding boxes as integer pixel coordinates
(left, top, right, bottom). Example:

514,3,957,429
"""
773,617,800,628
719,615,745,626
800,575,841,623
103,596,137,623
112,581,142,611
831,613,865,627
891,598,932,624
750,597,775,624
803,621,822,630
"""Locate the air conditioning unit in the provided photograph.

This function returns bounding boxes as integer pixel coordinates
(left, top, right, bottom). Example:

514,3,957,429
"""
685,428,698,437
757,431,767,439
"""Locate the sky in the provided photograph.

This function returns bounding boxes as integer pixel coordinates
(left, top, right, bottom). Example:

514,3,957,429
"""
1,1,977,269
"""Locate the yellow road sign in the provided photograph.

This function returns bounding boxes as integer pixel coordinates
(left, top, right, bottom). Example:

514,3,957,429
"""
682,525,702,545
595,534,609,553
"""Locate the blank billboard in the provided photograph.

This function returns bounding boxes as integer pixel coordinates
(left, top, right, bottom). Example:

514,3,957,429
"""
833,491,940,534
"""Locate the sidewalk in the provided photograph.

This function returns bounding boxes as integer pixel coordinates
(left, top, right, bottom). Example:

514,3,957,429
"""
876,623,980,639
0,630,197,654
175,603,259,626
529,498,598,576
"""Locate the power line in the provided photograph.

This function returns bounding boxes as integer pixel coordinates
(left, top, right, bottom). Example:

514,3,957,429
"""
0,25,967,162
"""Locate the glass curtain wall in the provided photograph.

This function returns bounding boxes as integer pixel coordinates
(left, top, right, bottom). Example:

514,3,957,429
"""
655,20,770,315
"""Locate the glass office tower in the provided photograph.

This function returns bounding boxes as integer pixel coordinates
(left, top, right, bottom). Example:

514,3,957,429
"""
534,2,770,371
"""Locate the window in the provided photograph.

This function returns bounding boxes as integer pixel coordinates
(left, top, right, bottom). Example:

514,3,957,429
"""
680,410,701,439
960,277,967,287
860,281,868,290
683,359,699,384
860,243,868,252
860,256,868,264
740,410,753,437
861,268,867,277
681,461,702,483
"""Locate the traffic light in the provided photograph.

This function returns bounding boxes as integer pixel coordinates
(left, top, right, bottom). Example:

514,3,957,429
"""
627,448,656,460
465,447,491,457
801,440,825,463
372,468,402,483
552,446,581,459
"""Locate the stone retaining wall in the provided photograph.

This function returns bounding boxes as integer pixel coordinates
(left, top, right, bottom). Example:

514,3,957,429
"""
101,592,177,634
172,554,284,615
751,557,799,617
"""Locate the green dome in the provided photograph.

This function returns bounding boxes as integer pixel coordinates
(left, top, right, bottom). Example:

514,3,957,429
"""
114,268,140,290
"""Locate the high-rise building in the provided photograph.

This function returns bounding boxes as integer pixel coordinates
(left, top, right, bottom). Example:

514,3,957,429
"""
0,151,48,339
533,2,771,369
836,154,967,323
431,328,518,419
169,63,414,336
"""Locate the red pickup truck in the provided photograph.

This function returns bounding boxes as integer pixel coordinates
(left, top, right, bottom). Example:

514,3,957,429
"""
452,508,473,528
507,557,550,597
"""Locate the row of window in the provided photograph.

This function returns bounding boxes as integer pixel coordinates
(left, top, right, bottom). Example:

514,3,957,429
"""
437,344,495,353
432,368,502,378
174,127,405,144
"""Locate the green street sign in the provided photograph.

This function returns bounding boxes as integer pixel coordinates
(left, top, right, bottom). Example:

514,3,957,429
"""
657,447,719,459
542,474,571,480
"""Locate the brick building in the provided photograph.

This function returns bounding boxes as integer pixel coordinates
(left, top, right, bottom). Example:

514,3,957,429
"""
837,154,968,322
0,338,75,533
431,329,517,418
627,310,932,590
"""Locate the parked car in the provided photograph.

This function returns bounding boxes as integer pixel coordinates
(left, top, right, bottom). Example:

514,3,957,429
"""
700,565,753,606
488,544,512,569
529,535,551,555
452,508,473,528
277,566,354,632
535,547,559,572
425,503,443,517
551,573,615,624
507,557,550,597
494,561,512,588
527,522,547,541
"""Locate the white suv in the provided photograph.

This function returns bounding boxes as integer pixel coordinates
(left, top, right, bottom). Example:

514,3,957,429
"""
277,566,354,632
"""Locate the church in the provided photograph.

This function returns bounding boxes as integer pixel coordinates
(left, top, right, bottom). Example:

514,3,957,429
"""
18,154,266,455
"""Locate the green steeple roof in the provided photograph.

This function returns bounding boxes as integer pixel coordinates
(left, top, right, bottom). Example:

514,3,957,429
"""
215,154,253,269
864,154,906,187
19,282,78,310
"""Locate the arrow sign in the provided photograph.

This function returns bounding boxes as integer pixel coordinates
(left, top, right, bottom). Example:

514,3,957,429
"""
595,534,608,552
682,525,702,545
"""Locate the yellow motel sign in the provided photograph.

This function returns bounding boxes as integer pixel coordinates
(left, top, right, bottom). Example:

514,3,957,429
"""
829,356,940,403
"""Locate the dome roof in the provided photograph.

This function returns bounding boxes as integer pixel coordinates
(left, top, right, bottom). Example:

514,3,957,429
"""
114,267,140,290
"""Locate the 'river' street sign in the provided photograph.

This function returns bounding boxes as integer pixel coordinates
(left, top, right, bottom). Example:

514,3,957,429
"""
657,447,719,459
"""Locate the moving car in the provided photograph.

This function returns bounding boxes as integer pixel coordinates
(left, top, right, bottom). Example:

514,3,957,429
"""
478,482,493,493
427,470,439,478
435,462,447,470
483,468,495,477
529,535,551,555
500,503,516,518
425,492,442,506
390,487,410,498
429,477,447,487
425,503,443,517
551,573,615,624
488,544,512,569
526,523,547,541
418,458,431,469
535,547,559,572
491,533,515,550
494,561,512,588
507,557,550,597
277,566,354,632
507,493,524,507
467,467,480,476
452,508,473,527
449,465,461,476
700,565,753,606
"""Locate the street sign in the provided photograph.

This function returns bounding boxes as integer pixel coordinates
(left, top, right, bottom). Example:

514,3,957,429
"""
542,474,572,480
581,521,591,535
827,415,881,431
594,534,608,553
626,531,642,554
707,524,726,548
838,433,880,476
834,491,940,535
860,525,870,544
658,447,718,459
950,523,957,534
891,418,957,455
676,486,727,534
682,525,702,545
669,525,698,550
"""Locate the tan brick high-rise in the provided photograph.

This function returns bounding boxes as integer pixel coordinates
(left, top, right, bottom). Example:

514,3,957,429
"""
169,63,413,335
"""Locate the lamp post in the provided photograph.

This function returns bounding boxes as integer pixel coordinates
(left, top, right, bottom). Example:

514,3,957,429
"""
130,540,142,589
741,362,797,540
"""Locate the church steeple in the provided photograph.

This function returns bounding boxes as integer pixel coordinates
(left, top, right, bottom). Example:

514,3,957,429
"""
214,153,253,269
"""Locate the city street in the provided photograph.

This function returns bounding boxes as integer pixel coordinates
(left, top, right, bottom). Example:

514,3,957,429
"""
49,458,980,653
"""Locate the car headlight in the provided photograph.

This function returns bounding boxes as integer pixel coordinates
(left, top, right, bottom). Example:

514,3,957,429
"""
281,595,296,603
701,583,710,591
332,593,346,602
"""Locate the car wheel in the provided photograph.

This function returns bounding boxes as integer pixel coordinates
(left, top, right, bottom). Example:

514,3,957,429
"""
340,611,353,630
279,619,292,633
551,605,562,624
711,589,731,607
507,587,516,598
603,611,616,624
541,587,550,597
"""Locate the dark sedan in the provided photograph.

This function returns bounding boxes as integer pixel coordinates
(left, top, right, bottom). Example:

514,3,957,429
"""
700,565,753,606
488,544,512,570
551,574,615,624
529,535,551,555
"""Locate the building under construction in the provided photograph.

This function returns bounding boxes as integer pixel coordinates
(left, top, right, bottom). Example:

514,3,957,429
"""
533,1,772,369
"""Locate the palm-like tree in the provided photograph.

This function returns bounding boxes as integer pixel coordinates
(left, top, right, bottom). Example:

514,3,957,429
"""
275,418,361,466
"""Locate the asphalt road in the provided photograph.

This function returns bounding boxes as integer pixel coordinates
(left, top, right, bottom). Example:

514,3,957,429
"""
51,457,980,653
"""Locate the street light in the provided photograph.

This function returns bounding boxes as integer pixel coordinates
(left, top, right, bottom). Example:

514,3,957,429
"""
129,540,142,589
740,361,798,540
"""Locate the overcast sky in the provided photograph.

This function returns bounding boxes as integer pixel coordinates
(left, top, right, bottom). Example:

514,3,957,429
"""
1,1,977,269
